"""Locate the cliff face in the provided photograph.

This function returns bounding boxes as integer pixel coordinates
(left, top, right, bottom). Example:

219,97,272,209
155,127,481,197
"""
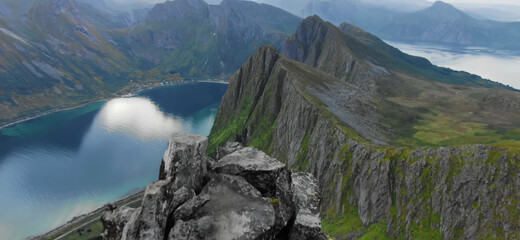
208,45,520,239
102,134,326,240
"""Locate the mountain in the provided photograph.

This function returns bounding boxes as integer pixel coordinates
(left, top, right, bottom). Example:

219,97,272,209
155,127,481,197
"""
379,1,520,49
117,0,301,78
280,16,520,147
74,1,149,30
101,134,326,240
0,0,135,123
0,0,301,125
300,0,404,33
208,17,520,239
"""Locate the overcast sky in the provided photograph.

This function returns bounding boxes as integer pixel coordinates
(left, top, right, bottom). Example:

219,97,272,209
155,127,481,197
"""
110,0,520,14
112,0,520,7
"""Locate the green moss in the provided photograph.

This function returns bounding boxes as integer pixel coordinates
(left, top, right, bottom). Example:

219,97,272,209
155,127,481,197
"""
269,198,280,208
249,116,277,153
359,223,390,240
295,128,312,171
322,207,365,238
207,97,252,156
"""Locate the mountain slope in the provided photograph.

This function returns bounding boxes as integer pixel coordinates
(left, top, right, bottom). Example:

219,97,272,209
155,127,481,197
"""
300,0,405,33
118,0,301,78
379,1,520,49
0,0,301,125
0,0,137,123
74,0,149,30
208,44,520,240
281,16,520,147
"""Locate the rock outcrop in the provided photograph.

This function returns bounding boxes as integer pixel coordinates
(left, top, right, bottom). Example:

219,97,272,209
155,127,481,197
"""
102,134,325,240
208,44,520,239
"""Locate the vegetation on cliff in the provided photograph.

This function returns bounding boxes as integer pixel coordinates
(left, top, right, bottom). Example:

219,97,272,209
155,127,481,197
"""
208,17,520,239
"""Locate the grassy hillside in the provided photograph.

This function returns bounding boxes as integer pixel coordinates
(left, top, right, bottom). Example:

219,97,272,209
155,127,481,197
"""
282,16,520,148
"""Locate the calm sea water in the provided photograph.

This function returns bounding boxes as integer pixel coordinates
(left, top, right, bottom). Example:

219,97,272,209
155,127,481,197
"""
386,40,520,90
0,82,228,240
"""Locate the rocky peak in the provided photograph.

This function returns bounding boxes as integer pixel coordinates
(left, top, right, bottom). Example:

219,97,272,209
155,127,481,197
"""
420,0,469,21
102,135,326,240
282,15,385,94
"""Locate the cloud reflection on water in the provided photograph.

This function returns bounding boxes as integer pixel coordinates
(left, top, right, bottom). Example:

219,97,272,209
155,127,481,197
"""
98,97,186,141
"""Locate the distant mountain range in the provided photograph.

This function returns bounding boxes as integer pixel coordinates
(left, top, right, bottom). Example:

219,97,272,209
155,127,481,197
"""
0,0,300,124
300,0,404,33
301,0,520,49
0,0,518,125
379,1,520,48
120,0,300,77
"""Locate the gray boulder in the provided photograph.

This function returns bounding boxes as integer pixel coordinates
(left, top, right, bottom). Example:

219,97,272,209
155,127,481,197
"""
168,174,277,240
215,147,295,232
289,172,324,240
121,182,195,240
160,134,208,192
215,147,286,196
102,134,325,240
216,142,244,160
101,206,136,240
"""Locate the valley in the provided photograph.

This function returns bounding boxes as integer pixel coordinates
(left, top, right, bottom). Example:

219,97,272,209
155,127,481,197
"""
0,0,519,239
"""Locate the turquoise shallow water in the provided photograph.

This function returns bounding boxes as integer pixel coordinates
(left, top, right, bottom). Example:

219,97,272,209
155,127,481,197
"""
0,82,228,240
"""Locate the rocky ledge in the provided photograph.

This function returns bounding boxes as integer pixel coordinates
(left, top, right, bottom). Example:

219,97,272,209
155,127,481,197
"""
101,134,326,240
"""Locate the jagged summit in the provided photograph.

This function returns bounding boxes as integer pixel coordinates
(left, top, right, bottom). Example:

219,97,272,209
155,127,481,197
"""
102,134,325,239
209,16,520,240
423,0,469,19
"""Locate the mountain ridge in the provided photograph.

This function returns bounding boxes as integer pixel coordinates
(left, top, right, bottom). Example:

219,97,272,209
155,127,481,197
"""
0,0,301,125
208,29,520,240
379,1,520,48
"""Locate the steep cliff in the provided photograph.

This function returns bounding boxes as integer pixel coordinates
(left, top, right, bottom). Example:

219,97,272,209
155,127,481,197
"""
208,44,520,239
282,16,509,95
102,134,326,240
281,16,520,148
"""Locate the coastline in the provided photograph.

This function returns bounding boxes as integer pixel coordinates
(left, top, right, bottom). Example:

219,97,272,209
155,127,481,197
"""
11,79,229,239
0,79,229,131
29,189,145,240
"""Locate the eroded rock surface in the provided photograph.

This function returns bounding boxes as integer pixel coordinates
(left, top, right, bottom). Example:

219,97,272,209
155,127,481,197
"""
102,135,324,240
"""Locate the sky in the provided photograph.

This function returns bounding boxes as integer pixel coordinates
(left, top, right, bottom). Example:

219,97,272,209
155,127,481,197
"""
108,0,520,16
111,0,520,8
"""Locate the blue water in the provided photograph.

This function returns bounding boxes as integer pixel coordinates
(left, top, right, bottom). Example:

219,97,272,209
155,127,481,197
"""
0,82,228,239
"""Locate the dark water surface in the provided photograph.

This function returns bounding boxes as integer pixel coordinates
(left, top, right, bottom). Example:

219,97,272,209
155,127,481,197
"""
0,82,228,239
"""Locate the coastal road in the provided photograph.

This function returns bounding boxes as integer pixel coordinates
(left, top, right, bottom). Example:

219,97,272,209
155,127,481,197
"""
53,197,142,240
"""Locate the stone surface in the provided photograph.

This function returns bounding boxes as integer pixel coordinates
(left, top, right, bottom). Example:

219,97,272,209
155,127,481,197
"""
101,206,136,240
209,35,520,239
289,172,323,240
160,134,208,192
169,174,277,240
215,147,286,196
102,134,324,240
120,182,194,240
216,142,244,160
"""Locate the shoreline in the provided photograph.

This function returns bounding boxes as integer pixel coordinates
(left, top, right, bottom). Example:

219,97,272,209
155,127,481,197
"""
29,189,145,240
0,79,229,131
9,79,228,239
